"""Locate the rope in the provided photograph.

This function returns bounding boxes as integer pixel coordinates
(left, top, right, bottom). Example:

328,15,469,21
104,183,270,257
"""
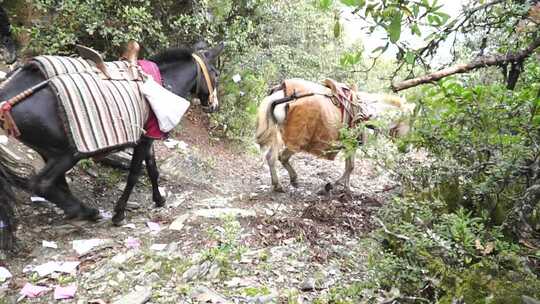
0,80,49,137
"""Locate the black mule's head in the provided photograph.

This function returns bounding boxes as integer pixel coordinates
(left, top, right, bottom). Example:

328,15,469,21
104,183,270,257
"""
191,43,224,113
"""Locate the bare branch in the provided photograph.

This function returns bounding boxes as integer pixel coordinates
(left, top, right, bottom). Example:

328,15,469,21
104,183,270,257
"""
391,37,540,92
374,217,411,241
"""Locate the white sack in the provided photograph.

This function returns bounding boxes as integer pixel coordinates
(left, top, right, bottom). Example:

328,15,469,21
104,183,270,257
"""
141,79,190,132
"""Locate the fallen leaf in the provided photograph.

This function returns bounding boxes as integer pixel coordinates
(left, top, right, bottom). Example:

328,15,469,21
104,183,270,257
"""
483,242,495,255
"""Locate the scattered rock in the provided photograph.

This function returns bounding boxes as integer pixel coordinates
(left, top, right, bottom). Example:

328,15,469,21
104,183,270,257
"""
299,278,316,291
0,267,12,282
246,292,278,304
193,208,256,219
197,196,233,208
207,263,220,280
100,150,133,170
182,261,212,282
72,239,114,256
32,261,80,277
42,240,58,249
113,286,152,304
111,251,135,265
225,277,255,288
150,243,167,251
190,286,229,304
169,213,190,231
126,201,140,210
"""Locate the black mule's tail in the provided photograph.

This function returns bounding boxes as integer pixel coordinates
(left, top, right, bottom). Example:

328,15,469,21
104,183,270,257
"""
0,164,17,251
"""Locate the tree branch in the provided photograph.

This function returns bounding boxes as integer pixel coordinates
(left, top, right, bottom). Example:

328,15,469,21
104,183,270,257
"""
391,37,540,92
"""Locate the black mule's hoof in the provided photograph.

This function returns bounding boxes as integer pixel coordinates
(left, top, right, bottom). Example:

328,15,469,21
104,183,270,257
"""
112,213,126,227
82,207,101,221
273,185,285,193
154,197,166,208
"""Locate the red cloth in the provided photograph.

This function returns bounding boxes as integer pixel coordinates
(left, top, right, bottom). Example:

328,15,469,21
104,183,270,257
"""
138,59,167,140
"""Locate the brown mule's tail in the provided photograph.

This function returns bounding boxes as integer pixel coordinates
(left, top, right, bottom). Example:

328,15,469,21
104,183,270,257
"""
255,91,285,159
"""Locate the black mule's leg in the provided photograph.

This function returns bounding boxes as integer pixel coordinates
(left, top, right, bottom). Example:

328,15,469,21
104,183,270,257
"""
112,138,151,225
145,141,166,207
30,154,98,220
55,175,100,220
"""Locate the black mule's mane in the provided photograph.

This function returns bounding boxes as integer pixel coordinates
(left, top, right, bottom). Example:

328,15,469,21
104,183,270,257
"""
150,47,193,65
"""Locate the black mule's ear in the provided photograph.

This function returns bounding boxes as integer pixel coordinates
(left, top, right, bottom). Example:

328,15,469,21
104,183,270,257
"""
202,42,225,63
193,41,208,52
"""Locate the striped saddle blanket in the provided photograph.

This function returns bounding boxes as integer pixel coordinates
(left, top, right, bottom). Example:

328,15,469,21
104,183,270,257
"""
31,56,150,154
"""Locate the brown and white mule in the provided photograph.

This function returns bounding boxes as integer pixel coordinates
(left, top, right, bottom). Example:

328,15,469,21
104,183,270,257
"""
256,78,414,193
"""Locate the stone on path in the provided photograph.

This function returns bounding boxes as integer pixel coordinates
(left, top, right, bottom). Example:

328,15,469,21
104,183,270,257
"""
113,286,152,304
72,239,114,256
169,213,190,231
299,277,316,291
0,267,11,282
193,208,256,219
111,251,135,265
190,286,229,304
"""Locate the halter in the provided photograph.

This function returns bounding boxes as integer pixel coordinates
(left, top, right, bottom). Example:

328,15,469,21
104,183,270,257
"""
191,53,217,110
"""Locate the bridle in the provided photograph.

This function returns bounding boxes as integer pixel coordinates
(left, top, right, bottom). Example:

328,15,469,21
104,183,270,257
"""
191,53,218,110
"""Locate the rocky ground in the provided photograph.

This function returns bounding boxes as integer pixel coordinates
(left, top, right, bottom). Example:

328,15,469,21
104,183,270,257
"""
0,109,399,303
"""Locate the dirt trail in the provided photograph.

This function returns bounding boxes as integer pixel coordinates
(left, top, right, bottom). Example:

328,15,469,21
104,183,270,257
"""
0,109,398,303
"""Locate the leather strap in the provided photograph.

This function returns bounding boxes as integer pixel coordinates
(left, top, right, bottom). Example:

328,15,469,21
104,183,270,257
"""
191,54,215,103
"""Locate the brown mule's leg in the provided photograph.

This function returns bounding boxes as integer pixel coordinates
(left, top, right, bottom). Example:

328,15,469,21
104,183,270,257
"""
266,148,283,192
112,138,152,225
279,148,297,187
335,153,355,194
144,142,165,207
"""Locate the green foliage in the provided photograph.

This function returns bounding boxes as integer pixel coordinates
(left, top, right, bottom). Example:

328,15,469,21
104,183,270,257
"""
406,62,540,222
202,215,246,278
208,0,361,140
350,57,540,302
18,0,167,57
360,197,540,303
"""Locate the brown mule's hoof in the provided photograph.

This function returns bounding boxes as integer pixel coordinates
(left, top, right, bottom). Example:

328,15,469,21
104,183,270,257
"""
317,182,333,195
290,180,299,188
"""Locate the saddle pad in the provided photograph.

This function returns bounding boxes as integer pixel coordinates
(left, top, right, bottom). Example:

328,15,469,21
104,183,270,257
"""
32,56,149,154
32,55,141,80
281,78,369,127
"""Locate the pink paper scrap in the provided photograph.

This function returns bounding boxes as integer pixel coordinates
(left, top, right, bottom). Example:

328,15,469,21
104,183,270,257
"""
125,237,141,249
20,283,49,298
54,284,77,300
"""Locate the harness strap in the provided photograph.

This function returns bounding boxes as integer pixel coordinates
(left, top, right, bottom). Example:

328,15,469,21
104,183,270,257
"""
0,80,49,137
191,54,215,103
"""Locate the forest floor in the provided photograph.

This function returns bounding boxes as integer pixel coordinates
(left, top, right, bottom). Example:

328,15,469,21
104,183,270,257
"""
0,108,401,303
